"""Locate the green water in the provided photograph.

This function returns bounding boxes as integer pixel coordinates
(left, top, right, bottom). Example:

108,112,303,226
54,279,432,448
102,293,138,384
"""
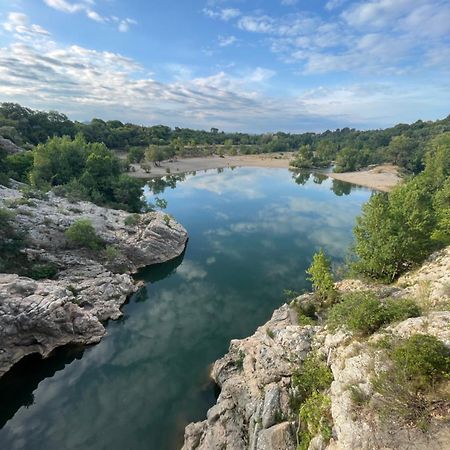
0,168,371,450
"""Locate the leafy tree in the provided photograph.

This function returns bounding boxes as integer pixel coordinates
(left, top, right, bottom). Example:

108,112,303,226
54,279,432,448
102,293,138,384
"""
306,250,336,303
353,180,437,281
127,146,145,163
146,145,166,166
387,135,417,169
292,145,314,168
112,175,145,213
432,177,450,245
31,135,88,188
6,151,34,182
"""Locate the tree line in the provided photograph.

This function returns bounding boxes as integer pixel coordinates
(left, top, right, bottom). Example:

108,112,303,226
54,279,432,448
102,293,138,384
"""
2,102,450,174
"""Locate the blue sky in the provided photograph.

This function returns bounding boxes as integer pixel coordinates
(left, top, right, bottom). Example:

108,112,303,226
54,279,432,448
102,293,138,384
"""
0,0,449,132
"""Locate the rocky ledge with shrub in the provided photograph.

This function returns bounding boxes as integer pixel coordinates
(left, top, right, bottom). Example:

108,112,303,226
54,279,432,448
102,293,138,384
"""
182,247,450,450
0,184,188,378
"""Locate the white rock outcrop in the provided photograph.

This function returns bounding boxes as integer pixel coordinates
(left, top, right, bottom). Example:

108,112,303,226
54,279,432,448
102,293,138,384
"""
0,185,188,377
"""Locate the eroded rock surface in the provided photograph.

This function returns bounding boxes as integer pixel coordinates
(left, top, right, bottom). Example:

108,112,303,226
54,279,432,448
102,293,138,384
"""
0,185,188,377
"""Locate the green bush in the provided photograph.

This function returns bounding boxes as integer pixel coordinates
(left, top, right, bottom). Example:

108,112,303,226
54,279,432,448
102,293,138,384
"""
291,353,333,407
104,245,122,263
327,292,421,335
0,208,26,272
298,392,333,450
28,262,58,280
306,250,337,304
384,298,421,322
372,334,450,429
124,214,140,226
163,214,171,227
392,334,450,390
293,301,317,326
65,218,101,250
327,291,386,335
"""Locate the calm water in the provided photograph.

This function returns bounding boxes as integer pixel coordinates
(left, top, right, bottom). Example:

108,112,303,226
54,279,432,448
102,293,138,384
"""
0,168,371,450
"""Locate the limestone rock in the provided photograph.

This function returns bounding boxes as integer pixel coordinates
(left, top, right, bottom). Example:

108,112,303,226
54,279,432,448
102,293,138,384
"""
0,185,188,377
182,304,314,450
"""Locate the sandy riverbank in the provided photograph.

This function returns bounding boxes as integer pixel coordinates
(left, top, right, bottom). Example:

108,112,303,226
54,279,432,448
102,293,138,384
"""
129,153,294,177
129,154,401,192
325,164,401,192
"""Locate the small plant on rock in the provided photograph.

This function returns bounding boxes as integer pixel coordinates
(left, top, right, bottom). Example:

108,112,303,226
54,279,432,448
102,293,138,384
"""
65,218,101,250
306,250,337,305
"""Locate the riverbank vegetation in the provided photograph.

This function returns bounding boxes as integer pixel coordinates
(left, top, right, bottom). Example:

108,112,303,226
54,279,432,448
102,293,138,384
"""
352,133,449,280
2,103,450,180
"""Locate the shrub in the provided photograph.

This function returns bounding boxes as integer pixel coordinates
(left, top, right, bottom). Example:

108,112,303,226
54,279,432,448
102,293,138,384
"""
293,301,316,326
306,250,337,304
104,245,122,263
327,291,386,335
235,350,245,371
392,334,450,390
291,353,333,408
384,298,421,322
298,392,333,450
124,214,140,226
65,218,101,250
0,208,26,272
372,334,450,429
28,262,58,280
163,214,171,227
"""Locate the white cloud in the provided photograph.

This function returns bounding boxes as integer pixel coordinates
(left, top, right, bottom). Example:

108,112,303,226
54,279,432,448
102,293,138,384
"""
342,0,418,28
218,35,237,47
42,0,137,32
3,12,51,39
203,8,240,21
43,0,86,14
1,12,449,132
325,0,349,10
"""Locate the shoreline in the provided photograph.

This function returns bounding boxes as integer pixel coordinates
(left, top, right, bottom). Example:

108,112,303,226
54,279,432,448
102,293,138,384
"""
324,164,401,192
130,154,401,192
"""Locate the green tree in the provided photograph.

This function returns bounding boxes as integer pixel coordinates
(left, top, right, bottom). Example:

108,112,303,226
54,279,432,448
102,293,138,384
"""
112,175,145,213
353,179,437,281
146,145,165,166
6,151,33,182
306,250,336,303
292,145,314,168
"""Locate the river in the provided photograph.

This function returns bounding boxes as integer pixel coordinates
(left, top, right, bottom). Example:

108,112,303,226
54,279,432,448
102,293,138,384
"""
0,167,372,450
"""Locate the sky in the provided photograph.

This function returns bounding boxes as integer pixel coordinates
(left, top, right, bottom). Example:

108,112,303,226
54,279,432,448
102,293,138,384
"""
0,0,449,132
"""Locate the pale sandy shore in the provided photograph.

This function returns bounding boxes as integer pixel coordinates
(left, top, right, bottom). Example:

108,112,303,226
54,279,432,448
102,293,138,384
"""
129,152,294,177
325,164,401,192
129,155,401,192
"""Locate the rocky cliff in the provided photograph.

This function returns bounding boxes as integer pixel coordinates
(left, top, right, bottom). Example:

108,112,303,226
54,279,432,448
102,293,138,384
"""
183,248,450,450
0,184,188,378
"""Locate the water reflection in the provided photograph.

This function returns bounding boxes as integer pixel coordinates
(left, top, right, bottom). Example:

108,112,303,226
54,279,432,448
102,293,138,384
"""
332,179,353,196
0,346,85,428
0,167,371,450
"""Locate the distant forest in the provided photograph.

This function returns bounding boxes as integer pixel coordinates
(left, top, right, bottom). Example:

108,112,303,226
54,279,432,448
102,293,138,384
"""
1,102,450,175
